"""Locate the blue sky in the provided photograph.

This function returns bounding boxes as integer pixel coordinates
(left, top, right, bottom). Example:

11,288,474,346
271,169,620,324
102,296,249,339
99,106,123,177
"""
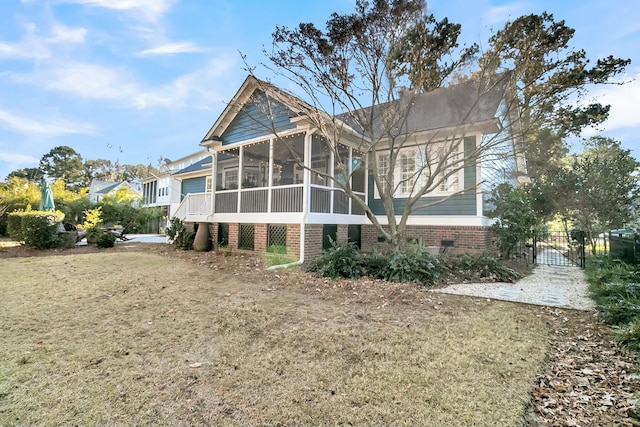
1,0,639,180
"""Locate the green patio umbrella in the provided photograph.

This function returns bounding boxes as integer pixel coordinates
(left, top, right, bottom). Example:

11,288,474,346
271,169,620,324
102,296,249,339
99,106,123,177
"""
39,181,55,211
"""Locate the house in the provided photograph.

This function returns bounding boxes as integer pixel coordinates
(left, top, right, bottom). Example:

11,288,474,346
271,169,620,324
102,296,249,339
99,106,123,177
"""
170,75,526,262
141,150,210,225
88,179,141,203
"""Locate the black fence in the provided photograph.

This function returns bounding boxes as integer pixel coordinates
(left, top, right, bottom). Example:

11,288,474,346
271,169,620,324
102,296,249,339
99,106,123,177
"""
609,229,640,263
533,230,586,268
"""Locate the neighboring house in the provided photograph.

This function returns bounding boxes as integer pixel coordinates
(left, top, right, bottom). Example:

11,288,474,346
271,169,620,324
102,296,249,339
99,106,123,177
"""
88,179,141,203
171,75,526,262
141,150,210,223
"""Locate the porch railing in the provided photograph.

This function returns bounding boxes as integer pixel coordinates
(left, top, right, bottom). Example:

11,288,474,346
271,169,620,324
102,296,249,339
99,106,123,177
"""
173,192,212,220
176,185,365,218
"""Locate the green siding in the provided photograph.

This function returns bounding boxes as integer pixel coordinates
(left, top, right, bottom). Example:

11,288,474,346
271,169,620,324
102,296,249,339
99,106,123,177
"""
222,91,296,145
181,177,206,200
368,136,478,216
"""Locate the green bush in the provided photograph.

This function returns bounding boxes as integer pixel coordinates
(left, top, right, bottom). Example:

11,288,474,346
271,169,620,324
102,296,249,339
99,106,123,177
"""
586,256,640,352
447,252,521,282
180,231,196,250
309,242,445,285
366,245,445,285
6,213,24,242
616,318,640,352
96,232,116,248
308,240,365,279
8,210,65,249
165,217,194,250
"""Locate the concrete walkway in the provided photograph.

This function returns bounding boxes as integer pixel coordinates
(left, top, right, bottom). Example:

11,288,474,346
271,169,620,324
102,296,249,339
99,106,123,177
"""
76,234,169,246
434,263,596,311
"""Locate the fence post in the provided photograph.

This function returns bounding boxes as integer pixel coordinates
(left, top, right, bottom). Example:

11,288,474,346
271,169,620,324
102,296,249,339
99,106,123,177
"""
532,231,537,265
580,230,586,269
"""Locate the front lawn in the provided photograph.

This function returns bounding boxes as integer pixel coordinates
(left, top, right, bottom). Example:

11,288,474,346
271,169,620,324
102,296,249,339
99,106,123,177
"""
0,250,548,426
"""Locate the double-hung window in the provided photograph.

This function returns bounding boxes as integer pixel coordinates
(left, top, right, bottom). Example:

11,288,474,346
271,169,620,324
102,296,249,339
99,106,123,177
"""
374,139,464,199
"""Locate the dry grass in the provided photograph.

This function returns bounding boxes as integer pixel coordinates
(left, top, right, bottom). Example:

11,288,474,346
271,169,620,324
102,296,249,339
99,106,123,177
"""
0,250,549,426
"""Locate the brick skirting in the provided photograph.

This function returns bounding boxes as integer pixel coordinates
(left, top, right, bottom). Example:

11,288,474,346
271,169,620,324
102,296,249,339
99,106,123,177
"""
183,221,495,260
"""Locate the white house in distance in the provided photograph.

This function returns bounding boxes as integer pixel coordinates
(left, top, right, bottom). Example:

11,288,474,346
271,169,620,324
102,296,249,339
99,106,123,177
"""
88,179,141,203
141,150,210,223
160,74,526,262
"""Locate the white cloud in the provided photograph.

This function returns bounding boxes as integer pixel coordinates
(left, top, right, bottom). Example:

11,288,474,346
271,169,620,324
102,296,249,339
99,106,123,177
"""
140,42,205,56
8,53,239,109
483,2,530,26
64,0,176,22
48,24,87,44
0,21,86,60
0,109,95,136
0,151,38,164
589,74,640,131
131,54,238,108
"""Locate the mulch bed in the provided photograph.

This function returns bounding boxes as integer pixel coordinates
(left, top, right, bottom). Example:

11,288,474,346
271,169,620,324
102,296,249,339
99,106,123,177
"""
2,241,639,426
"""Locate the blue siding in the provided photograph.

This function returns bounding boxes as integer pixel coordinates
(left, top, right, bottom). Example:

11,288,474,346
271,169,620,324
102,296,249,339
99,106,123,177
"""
181,177,206,200
368,136,477,216
222,91,296,145
480,109,519,215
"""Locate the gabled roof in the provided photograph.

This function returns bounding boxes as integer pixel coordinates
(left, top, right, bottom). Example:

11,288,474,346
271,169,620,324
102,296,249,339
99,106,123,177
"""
343,73,511,138
96,182,121,194
201,73,511,149
200,75,339,147
174,157,211,175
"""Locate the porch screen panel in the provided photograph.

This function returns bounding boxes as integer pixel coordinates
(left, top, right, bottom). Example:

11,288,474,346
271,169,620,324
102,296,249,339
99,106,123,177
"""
351,153,366,193
242,141,269,188
334,144,350,187
272,135,304,186
311,136,331,186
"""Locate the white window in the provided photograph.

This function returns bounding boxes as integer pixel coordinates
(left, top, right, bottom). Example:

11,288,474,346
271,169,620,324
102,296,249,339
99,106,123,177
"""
206,176,212,192
224,169,238,189
243,170,259,187
374,140,464,199
400,151,416,194
377,153,390,194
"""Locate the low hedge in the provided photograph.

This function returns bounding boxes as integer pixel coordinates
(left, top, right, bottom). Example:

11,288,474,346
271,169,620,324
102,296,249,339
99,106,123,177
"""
7,210,65,249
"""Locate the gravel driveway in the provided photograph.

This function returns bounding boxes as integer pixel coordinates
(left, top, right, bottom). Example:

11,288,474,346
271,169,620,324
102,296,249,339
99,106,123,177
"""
433,263,596,311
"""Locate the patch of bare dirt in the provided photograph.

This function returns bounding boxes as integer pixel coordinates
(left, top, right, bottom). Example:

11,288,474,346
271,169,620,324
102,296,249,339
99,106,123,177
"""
2,242,639,425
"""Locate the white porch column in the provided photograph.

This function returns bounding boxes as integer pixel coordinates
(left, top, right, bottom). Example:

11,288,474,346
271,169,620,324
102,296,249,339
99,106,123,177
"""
267,137,274,213
237,145,243,214
303,131,312,216
210,149,217,216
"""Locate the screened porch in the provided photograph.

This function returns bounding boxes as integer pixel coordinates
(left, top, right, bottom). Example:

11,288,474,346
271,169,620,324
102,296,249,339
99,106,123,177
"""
175,132,367,220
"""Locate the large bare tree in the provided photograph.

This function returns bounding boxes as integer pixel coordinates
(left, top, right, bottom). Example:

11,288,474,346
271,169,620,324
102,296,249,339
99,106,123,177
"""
233,0,628,248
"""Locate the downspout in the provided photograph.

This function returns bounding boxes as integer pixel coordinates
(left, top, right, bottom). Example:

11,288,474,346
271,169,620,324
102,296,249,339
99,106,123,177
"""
267,128,316,270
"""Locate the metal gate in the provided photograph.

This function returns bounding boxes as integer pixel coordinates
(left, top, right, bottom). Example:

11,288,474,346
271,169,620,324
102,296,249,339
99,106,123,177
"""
533,230,586,268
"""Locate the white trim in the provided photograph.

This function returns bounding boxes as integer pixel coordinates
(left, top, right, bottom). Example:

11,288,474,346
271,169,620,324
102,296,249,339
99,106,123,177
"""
373,215,493,227
216,128,306,152
205,212,305,224
306,213,369,225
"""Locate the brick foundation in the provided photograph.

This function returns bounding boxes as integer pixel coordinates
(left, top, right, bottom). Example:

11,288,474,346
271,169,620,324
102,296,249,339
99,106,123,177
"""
361,224,494,255
184,221,301,259
183,221,494,260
